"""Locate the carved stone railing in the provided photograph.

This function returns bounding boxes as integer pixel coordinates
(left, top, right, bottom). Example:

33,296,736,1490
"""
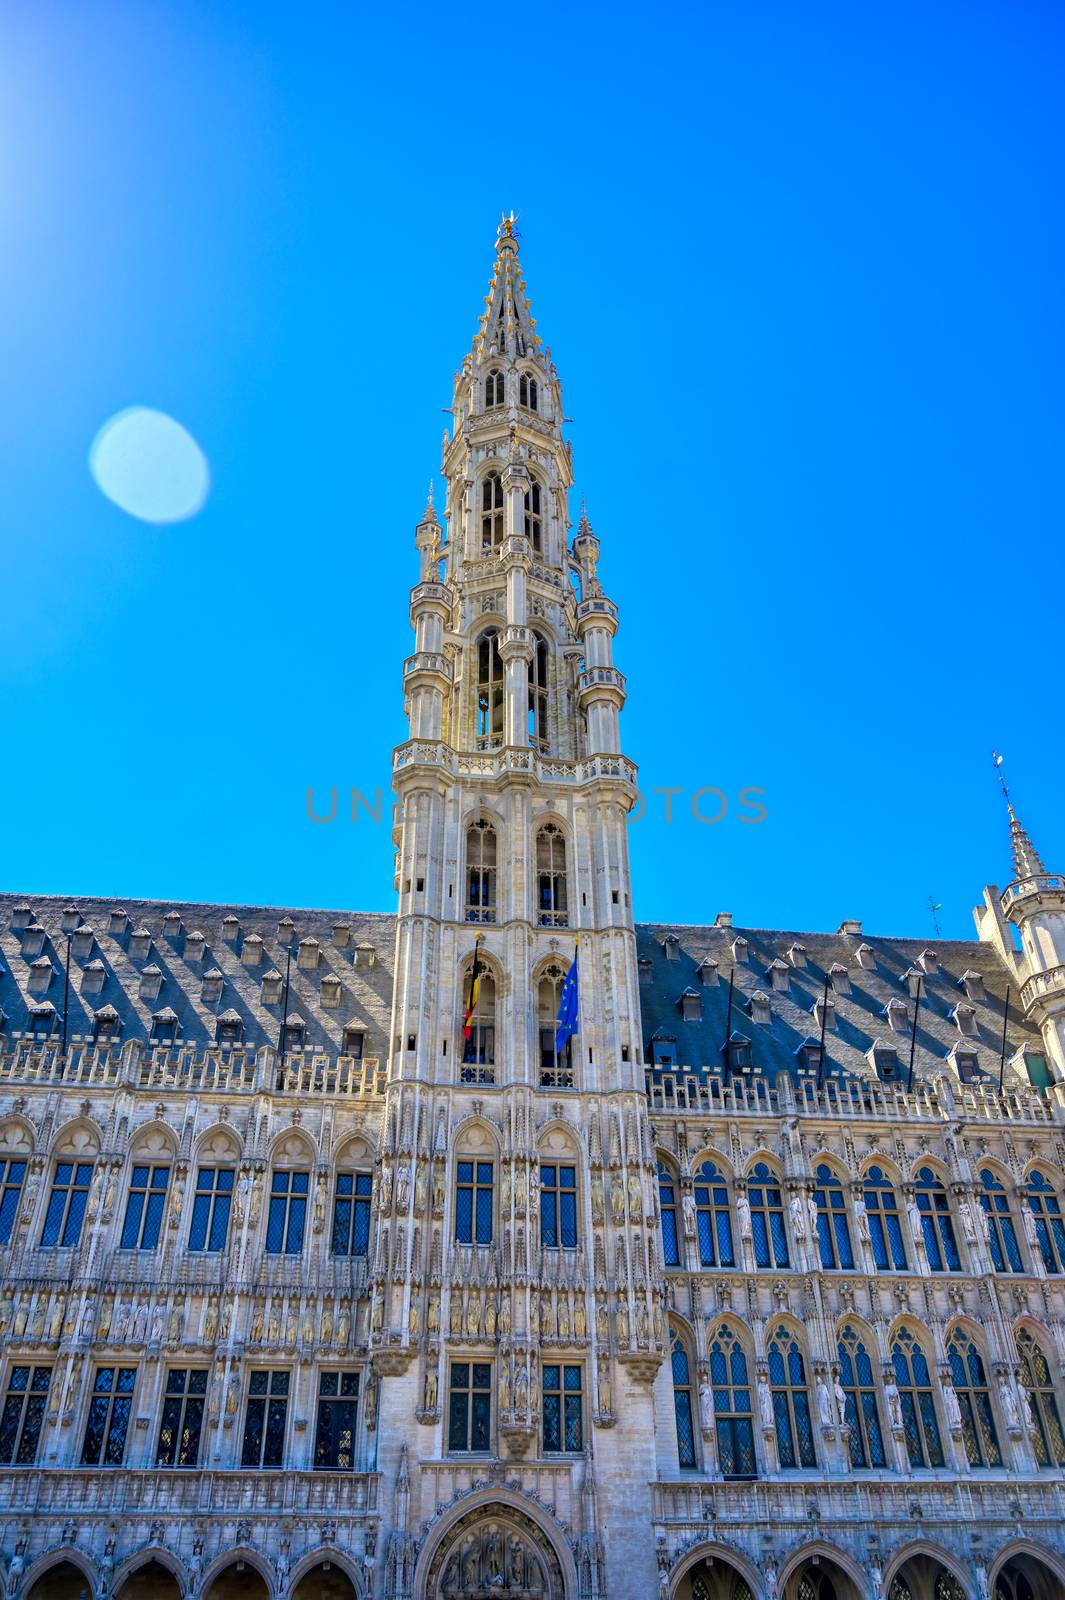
392,740,637,790
0,1468,380,1516
1021,965,1065,1014
0,1040,385,1098
652,1473,1065,1526
1001,875,1065,916
415,1459,578,1529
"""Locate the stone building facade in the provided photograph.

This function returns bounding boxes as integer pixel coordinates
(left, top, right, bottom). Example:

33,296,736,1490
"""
0,220,1064,1600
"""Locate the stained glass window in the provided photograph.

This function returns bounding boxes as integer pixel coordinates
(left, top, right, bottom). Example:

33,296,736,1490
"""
155,1368,207,1468
891,1327,944,1468
934,1574,966,1600
240,1370,290,1467
119,1164,169,1251
813,1164,853,1269
265,1170,308,1255
863,1166,907,1270
0,1159,26,1246
40,1162,93,1248
1026,1171,1065,1274
455,1161,493,1246
1016,1328,1065,1467
671,1330,697,1469
694,1160,735,1267
659,1164,680,1267
768,1326,816,1468
0,1366,50,1465
332,1172,372,1257
979,1169,1023,1273
314,1370,359,1470
837,1324,886,1467
707,1321,756,1479
541,1165,577,1249
914,1167,960,1271
188,1166,233,1253
543,1363,582,1453
747,1161,788,1268
948,1329,1002,1467
81,1366,136,1466
447,1361,491,1453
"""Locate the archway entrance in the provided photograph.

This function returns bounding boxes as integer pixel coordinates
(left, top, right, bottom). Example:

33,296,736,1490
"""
423,1503,566,1598
26,1564,92,1600
784,1558,863,1600
995,1553,1065,1600
204,1561,271,1600
888,1555,967,1600
674,1556,755,1600
115,1560,182,1600
293,1562,359,1600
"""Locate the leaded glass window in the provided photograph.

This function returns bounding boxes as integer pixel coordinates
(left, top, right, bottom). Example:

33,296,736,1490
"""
241,1370,289,1467
460,964,496,1082
947,1329,1001,1467
671,1330,697,1469
1026,1171,1065,1274
0,1159,26,1246
538,964,574,1088
863,1165,907,1270
332,1172,372,1257
813,1164,853,1269
519,371,538,411
81,1366,136,1466
543,1363,582,1452
447,1361,491,1453
0,1366,50,1464
707,1321,756,1479
485,369,504,408
979,1169,1023,1273
524,479,543,553
768,1326,816,1468
891,1327,944,1468
187,1166,233,1252
40,1162,93,1248
934,1575,966,1600
837,1324,886,1467
693,1159,735,1268
747,1161,788,1268
915,1167,960,1271
455,1161,493,1245
1016,1328,1065,1467
314,1370,359,1469
265,1170,308,1255
119,1164,169,1250
659,1163,680,1267
465,820,497,924
156,1368,207,1468
481,473,504,549
797,1574,837,1600
541,1164,577,1249
536,824,567,927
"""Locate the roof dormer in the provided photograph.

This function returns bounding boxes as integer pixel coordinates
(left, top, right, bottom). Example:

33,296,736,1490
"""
354,943,376,969
92,1004,121,1042
8,904,33,932
884,997,909,1033
262,969,284,1004
59,905,80,933
812,993,836,1031
139,965,164,1001
221,914,241,942
679,988,701,1022
828,963,851,996
917,948,939,975
320,975,343,1009
277,916,297,945
868,1039,901,1082
661,934,680,961
747,990,771,1026
129,927,152,961
163,910,183,940
184,931,206,963
241,933,264,965
731,936,749,963
951,1002,978,1037
855,942,876,970
108,909,129,936
216,1008,243,1044
332,922,352,948
20,924,47,960
959,970,985,1004
765,958,790,993
27,957,54,994
201,969,224,1004
698,957,719,986
297,937,321,971
786,942,807,969
81,959,106,996
71,927,95,962
900,966,924,998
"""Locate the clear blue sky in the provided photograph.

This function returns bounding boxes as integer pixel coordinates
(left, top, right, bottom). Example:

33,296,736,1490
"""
2,0,1062,938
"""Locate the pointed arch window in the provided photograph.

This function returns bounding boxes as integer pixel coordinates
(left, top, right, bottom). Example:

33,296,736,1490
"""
747,1161,788,1268
1027,1170,1065,1274
481,472,504,549
693,1159,734,1267
798,1574,837,1600
476,629,504,747
979,1168,1023,1273
888,1581,912,1600
485,369,504,408
460,961,496,1084
670,1328,697,1469
465,819,497,923
934,1578,965,1600
767,1325,816,1468
915,1167,960,1271
891,1326,944,1468
536,823,568,926
707,1321,756,1478
538,962,575,1089
863,1165,908,1270
519,371,538,411
813,1164,853,1269
837,1323,886,1467
658,1163,680,1267
947,1327,1002,1467
1016,1327,1065,1467
524,479,543,555
528,633,549,749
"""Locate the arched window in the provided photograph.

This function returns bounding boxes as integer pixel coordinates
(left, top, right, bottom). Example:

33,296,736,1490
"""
934,1576,966,1600
747,1161,788,1268
707,1321,756,1479
797,1575,837,1600
767,1325,816,1468
891,1326,944,1468
524,479,543,554
536,824,567,926
460,961,496,1084
979,1168,1023,1272
538,962,574,1088
481,472,504,548
465,820,497,923
947,1327,1002,1467
863,1165,907,1270
528,633,549,748
1027,1170,1065,1273
837,1323,886,1467
693,1159,735,1267
485,369,504,408
914,1167,960,1271
889,1582,913,1600
540,1158,577,1248
993,1568,1037,1600
1016,1327,1065,1467
813,1163,853,1269
659,1162,680,1268
670,1327,697,1469
476,630,504,747
519,371,538,411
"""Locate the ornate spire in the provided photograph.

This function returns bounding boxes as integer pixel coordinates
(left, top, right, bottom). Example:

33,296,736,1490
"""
473,212,540,361
994,751,1047,882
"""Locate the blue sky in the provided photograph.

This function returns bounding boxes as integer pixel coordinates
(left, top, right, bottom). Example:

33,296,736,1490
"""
2,0,1062,937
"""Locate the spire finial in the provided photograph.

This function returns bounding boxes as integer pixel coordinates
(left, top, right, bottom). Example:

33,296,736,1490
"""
496,210,520,254
993,750,1047,882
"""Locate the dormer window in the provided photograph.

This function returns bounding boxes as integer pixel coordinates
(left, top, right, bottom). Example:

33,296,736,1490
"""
731,936,749,962
951,1047,980,1084
796,1038,822,1072
342,1026,365,1059
108,910,129,935
354,943,376,969
201,969,224,1004
650,1036,677,1068
662,934,680,961
959,970,985,1004
81,960,106,996
241,934,264,965
855,943,876,970
638,959,652,985
870,1042,900,1082
140,966,163,1001
92,1005,120,1044
59,905,80,933
221,915,240,942
766,959,790,993
71,927,95,962
481,472,504,549
130,927,152,961
20,925,47,960
884,997,909,1033
150,1007,178,1043
698,957,719,986
163,911,183,939
184,931,206,963
725,1032,752,1071
27,958,54,995
524,479,543,554
786,942,806,969
277,917,297,945
748,991,771,1026
28,1002,57,1036
812,994,836,1031
900,966,925,998
829,963,850,996
283,1017,305,1051
1024,1052,1053,1091
332,922,352,948
519,371,538,411
680,988,701,1022
297,937,320,971
485,368,504,408
320,976,343,1009
262,970,284,1004
918,948,939,975
952,1003,977,1037
9,904,33,932
216,1009,243,1045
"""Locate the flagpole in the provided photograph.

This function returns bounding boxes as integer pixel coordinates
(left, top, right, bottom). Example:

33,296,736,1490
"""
721,967,735,1079
816,969,830,1092
278,943,292,1065
905,973,922,1093
998,985,1011,1095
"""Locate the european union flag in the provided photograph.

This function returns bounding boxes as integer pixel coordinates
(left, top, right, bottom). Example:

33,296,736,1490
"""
555,945,580,1054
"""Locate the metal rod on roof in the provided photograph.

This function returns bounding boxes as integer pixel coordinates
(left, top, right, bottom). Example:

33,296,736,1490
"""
998,985,1011,1095
816,969,830,1091
905,973,923,1093
60,935,71,1069
721,966,735,1078
278,942,292,1068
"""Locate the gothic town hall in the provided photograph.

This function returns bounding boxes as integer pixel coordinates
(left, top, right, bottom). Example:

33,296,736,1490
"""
2,221,1065,1600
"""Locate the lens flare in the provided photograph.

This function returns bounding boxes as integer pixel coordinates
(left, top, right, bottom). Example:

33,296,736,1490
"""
89,406,209,523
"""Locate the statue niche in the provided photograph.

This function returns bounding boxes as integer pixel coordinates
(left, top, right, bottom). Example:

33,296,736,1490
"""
430,1505,562,1598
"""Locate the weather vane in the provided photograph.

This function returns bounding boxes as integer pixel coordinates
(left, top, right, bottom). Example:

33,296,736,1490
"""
992,749,1013,817
497,210,520,242
928,895,942,937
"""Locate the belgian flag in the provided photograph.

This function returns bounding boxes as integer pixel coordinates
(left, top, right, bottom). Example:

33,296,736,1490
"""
463,936,484,1040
